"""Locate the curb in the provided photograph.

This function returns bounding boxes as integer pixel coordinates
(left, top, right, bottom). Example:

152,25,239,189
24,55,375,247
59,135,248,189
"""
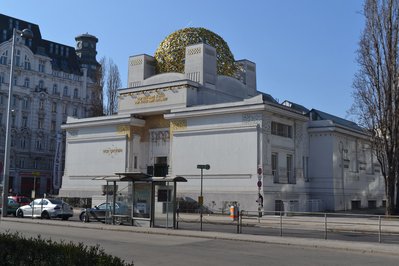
1,217,398,256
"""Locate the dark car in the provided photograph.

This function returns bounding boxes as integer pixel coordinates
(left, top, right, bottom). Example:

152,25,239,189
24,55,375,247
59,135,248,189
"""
0,197,20,216
80,201,128,223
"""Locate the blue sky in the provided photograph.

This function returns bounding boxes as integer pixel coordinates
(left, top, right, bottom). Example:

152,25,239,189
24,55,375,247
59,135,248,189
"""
2,0,364,119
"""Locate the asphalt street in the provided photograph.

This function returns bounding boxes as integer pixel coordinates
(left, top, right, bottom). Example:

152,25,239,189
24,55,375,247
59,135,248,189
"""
1,219,399,266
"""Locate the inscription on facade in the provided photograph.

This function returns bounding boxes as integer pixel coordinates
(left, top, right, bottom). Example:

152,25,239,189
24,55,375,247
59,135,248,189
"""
103,147,123,157
135,94,168,104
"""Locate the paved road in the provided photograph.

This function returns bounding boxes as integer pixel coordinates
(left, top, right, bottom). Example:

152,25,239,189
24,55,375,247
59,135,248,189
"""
0,219,398,266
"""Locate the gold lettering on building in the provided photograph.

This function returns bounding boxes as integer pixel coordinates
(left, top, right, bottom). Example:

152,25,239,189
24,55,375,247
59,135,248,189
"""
116,125,130,138
103,147,123,156
135,94,168,104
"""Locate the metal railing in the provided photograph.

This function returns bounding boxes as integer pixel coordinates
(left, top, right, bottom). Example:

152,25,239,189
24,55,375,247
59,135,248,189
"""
238,210,399,243
176,209,399,244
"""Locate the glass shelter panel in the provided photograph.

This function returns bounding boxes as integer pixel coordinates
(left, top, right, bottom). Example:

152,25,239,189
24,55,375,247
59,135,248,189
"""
153,182,174,228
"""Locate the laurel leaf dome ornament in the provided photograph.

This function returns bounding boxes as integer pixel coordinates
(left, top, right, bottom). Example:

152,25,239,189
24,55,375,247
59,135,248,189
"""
154,27,237,77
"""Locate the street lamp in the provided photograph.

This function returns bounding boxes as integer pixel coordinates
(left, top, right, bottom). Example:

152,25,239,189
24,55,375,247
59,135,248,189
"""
1,28,33,218
197,164,210,231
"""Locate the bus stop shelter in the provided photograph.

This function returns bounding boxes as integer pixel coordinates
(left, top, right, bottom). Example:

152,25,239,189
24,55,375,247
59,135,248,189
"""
94,172,186,228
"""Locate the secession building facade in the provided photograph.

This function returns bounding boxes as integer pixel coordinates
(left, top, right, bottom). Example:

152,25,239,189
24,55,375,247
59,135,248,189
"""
0,14,99,197
60,28,384,212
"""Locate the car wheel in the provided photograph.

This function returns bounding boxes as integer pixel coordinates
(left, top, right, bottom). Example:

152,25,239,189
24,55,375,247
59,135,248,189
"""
80,212,89,222
41,211,50,219
16,209,24,218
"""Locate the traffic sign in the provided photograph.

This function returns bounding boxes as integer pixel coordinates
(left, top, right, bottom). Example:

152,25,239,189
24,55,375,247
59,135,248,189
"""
257,181,262,188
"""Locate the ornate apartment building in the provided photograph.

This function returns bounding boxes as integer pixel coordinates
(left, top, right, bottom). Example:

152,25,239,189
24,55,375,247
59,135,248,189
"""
0,14,99,196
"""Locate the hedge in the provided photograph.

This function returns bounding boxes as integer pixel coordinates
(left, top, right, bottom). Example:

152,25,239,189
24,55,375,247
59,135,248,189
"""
0,232,134,266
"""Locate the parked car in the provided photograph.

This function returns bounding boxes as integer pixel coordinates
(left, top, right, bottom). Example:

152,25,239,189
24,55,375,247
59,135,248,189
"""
0,197,20,216
16,198,73,220
80,201,128,223
9,195,31,206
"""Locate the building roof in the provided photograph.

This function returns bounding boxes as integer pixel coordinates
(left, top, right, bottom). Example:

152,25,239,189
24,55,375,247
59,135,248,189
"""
309,109,364,132
0,13,82,75
281,100,309,114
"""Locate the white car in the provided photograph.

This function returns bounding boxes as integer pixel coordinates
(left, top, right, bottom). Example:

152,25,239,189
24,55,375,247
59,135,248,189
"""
16,198,73,220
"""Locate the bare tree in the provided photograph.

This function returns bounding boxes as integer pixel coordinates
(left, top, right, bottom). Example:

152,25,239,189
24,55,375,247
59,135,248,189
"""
90,57,106,116
352,0,399,214
104,59,121,115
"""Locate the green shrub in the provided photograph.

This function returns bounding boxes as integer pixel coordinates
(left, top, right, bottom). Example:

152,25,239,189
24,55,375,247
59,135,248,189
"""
0,232,134,266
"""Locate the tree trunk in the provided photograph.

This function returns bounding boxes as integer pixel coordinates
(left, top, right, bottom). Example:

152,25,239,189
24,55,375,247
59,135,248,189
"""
386,175,396,215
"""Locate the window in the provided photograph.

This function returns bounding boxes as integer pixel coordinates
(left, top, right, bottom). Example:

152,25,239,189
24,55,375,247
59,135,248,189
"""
271,121,292,138
134,156,138,169
13,76,17,85
39,100,44,110
0,50,8,65
11,113,16,127
73,107,78,117
22,116,28,127
24,78,30,88
51,121,56,131
39,60,45,73
38,80,44,89
303,156,309,181
73,88,78,98
20,137,27,149
15,50,20,66
287,154,295,184
19,159,25,168
51,102,57,113
38,118,44,129
63,86,69,96
63,103,68,115
2,30,6,41
272,153,278,183
22,98,29,109
351,200,361,210
53,84,58,94
36,139,43,150
12,95,17,106
0,72,4,83
24,55,31,70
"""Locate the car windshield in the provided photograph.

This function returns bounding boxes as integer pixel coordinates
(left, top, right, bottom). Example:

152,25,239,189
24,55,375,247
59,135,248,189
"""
48,199,63,205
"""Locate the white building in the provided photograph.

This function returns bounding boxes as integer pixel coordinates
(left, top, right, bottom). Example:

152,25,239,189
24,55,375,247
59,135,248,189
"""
0,14,99,196
60,29,385,212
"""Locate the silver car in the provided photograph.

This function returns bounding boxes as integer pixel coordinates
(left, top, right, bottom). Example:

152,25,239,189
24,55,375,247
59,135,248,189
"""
16,198,73,220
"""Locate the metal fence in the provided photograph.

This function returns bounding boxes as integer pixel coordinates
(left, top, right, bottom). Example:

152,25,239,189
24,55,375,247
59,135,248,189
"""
176,210,399,244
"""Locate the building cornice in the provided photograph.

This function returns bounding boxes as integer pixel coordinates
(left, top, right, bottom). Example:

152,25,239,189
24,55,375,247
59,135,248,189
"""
61,115,145,130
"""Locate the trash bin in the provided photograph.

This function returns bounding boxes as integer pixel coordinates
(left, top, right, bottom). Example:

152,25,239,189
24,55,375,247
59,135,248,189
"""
230,205,239,221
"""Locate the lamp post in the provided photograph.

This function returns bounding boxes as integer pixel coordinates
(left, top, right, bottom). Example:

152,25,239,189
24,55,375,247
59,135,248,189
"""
197,164,210,231
1,28,33,218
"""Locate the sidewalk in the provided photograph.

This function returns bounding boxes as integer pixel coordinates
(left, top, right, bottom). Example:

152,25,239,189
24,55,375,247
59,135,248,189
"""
2,215,399,256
